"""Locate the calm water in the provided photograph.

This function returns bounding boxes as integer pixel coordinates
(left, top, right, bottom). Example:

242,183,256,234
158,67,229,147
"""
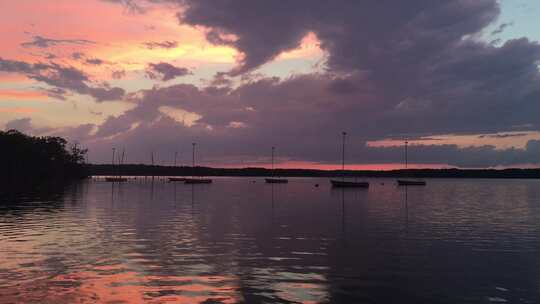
1,178,540,303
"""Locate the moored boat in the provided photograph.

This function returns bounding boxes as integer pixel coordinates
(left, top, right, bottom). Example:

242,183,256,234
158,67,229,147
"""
265,146,288,184
186,142,213,184
397,141,427,186
329,132,369,188
265,178,288,184
184,178,212,184
168,177,187,182
397,179,426,186
331,180,369,188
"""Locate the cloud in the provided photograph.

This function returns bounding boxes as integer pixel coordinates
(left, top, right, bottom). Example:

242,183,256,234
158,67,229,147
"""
72,52,85,60
5,118,52,134
146,62,191,81
111,70,126,79
8,0,540,167
5,118,33,132
0,57,125,102
101,0,146,13
85,58,105,65
21,35,95,48
491,22,514,36
143,40,178,49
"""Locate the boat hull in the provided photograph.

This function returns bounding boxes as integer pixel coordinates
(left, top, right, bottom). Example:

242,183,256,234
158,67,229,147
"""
330,180,369,188
397,180,426,186
184,178,213,184
265,178,288,184
168,177,187,182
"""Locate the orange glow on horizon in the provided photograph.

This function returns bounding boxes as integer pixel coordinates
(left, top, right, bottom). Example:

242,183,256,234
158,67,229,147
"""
215,161,451,171
0,89,49,100
0,107,38,114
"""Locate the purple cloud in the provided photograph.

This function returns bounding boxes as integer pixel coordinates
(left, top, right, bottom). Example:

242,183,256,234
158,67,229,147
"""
21,35,95,48
146,62,191,81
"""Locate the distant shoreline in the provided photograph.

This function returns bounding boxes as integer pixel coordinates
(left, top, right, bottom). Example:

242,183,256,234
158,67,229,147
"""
88,164,540,179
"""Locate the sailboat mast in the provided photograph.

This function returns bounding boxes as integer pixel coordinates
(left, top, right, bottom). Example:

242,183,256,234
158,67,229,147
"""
174,151,178,167
405,141,408,169
120,148,125,178
192,143,196,178
111,148,116,166
151,151,155,181
342,132,346,180
271,146,275,176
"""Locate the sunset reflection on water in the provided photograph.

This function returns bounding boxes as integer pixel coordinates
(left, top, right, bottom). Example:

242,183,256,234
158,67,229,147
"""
2,178,540,303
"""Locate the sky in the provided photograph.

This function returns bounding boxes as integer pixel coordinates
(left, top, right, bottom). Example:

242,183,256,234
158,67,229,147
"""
1,0,540,169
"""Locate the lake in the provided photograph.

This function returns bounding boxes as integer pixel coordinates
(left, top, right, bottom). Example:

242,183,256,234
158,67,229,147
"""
1,177,540,303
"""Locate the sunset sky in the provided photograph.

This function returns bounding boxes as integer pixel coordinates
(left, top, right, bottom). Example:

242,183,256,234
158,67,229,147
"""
2,0,540,169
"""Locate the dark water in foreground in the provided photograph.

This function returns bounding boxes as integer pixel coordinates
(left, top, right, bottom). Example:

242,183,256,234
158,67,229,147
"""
1,178,540,303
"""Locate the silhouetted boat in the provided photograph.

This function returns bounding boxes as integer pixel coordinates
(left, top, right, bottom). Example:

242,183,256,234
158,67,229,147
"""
397,179,426,186
266,146,288,184
168,177,187,182
397,141,426,186
331,180,369,188
330,132,369,188
265,178,288,183
105,147,127,182
168,151,186,182
185,142,213,184
184,178,212,184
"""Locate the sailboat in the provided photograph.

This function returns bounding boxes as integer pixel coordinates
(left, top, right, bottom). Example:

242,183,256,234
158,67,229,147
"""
169,151,186,182
330,132,369,188
184,142,213,184
105,147,127,182
265,146,288,183
397,141,426,186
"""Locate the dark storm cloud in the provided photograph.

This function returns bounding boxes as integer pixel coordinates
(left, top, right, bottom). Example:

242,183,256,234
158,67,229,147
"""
143,40,178,49
24,0,540,166
146,62,191,81
21,35,95,48
0,57,125,102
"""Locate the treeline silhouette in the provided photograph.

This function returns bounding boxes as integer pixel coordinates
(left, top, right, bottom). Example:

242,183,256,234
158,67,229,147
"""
89,164,540,179
0,130,88,189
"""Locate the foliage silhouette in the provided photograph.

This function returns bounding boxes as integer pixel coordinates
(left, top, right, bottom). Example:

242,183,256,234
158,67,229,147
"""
0,130,88,189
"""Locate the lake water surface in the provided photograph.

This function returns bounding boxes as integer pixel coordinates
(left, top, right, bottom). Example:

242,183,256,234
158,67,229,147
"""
1,177,540,303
